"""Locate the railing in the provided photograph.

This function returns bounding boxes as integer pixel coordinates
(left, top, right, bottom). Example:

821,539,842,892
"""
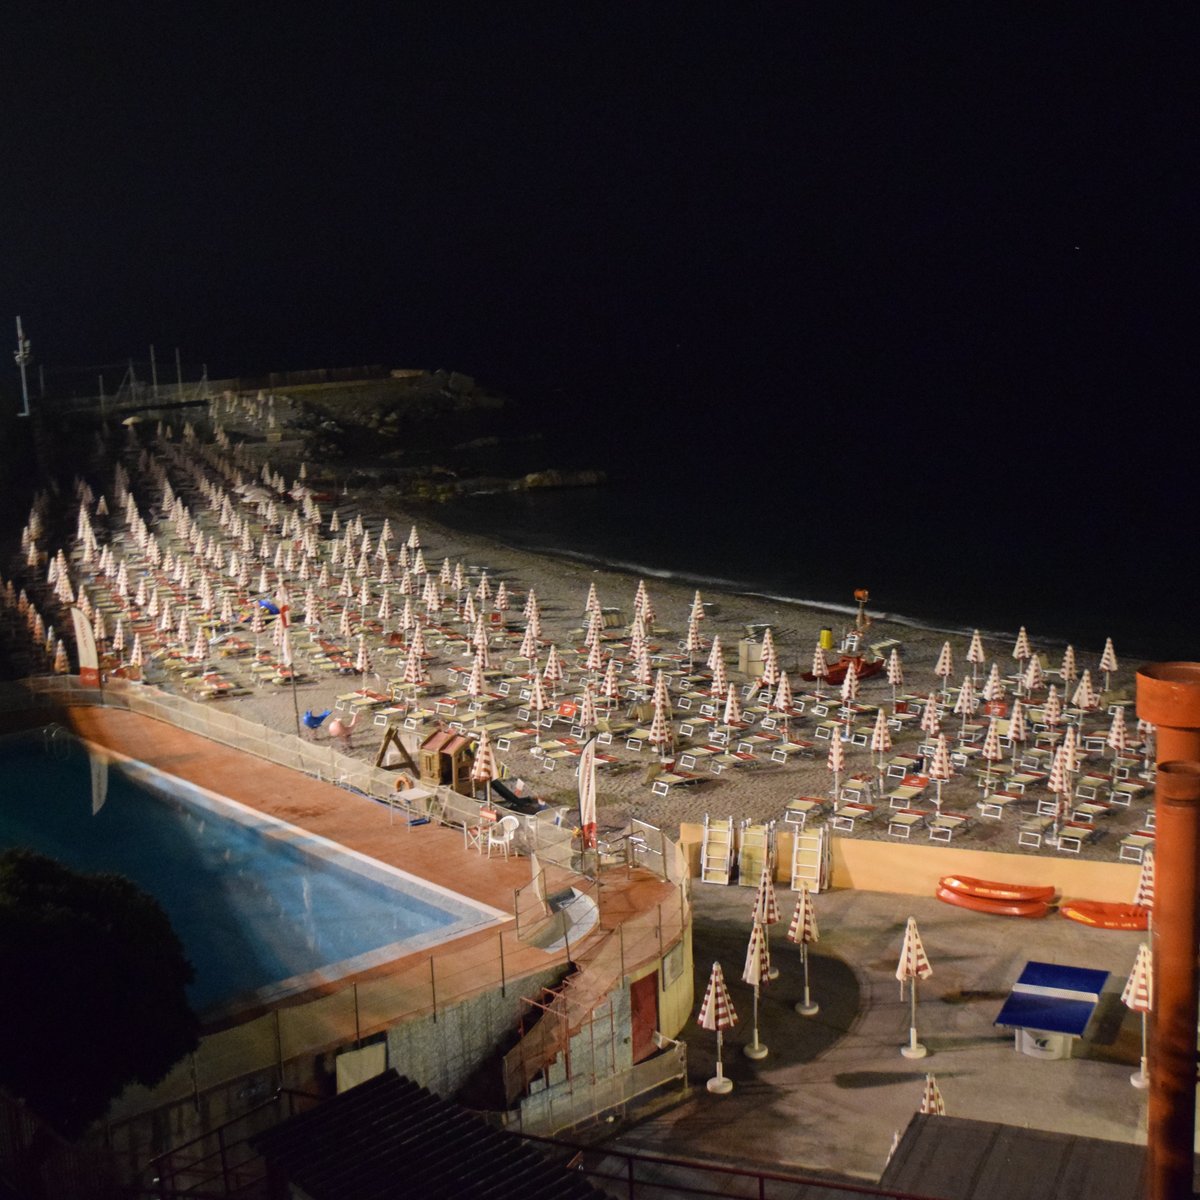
515,1133,947,1200
145,1088,318,1199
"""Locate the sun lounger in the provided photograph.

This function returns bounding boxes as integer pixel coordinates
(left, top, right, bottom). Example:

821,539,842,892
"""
1055,820,1097,854
978,791,1022,820
650,769,702,796
1110,780,1146,806
888,809,926,839
1071,800,1113,824
1119,830,1155,863
831,802,875,833
783,797,825,830
928,813,970,842
1018,815,1054,849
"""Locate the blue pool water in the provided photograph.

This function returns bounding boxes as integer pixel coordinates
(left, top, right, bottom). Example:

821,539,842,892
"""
0,730,500,1016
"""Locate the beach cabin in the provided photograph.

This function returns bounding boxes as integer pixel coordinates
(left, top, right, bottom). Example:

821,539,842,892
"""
418,727,474,795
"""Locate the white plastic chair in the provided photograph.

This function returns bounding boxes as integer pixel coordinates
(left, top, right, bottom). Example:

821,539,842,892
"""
486,815,521,859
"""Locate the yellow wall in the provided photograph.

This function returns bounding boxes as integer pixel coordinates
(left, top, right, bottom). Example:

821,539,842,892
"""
626,921,694,1042
679,822,1138,902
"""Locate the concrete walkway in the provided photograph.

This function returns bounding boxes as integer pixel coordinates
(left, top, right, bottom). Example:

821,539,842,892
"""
609,884,1149,1183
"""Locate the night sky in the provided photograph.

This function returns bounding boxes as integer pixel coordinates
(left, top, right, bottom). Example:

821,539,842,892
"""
2,7,1195,490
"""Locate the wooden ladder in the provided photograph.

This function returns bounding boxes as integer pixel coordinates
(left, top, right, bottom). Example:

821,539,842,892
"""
791,826,828,892
700,814,734,885
737,820,773,887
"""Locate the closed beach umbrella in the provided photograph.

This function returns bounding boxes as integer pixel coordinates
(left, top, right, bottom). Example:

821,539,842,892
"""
648,694,673,761
684,614,703,669
871,708,892,782
722,683,742,729
1042,684,1062,729
697,962,738,1094
752,860,781,980
585,634,605,675
578,735,598,851
1021,647,1043,694
928,734,952,810
1012,625,1032,684
653,669,673,721
1134,849,1155,915
760,627,780,689
982,662,1004,704
707,634,724,676
518,622,539,662
356,634,372,682
933,641,953,699
1100,636,1119,693
466,652,486,699
601,656,622,706
1072,669,1099,716
773,671,794,738
811,644,829,696
709,646,729,704
954,675,977,734
788,882,820,1016
840,657,860,714
471,728,499,805
402,642,425,690
920,695,941,739
633,644,654,690
742,921,771,1060
981,717,1003,789
578,683,599,733
1060,644,1078,698
1047,743,1071,840
919,1074,946,1116
495,580,509,614
896,916,933,1058
529,671,549,720
689,589,705,625
966,629,985,684
1107,706,1129,795
827,730,845,799
1122,943,1153,1089
887,647,904,709
542,643,564,694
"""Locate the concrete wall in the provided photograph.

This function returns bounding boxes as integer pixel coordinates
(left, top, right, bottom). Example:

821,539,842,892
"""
679,822,1139,901
386,964,564,1099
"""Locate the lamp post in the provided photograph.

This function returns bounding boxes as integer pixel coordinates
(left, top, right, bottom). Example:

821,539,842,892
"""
14,316,31,417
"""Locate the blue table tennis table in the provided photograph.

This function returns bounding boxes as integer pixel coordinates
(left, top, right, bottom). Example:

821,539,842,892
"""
995,960,1110,1059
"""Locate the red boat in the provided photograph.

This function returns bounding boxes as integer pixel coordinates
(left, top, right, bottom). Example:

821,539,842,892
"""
801,655,885,685
1060,901,1149,931
936,885,1050,919
939,875,1056,904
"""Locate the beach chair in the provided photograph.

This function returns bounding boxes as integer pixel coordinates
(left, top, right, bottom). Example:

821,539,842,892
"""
1018,815,1053,849
1119,830,1155,863
928,813,969,843
831,802,875,833
1055,821,1097,855
887,809,925,839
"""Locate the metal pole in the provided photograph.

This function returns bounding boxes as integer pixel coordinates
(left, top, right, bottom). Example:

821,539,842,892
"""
149,345,158,397
175,346,183,398
14,316,31,417
430,956,437,1021
499,931,506,998
353,982,361,1046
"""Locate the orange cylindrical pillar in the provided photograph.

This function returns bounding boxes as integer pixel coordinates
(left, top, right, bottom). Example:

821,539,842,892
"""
1145,762,1200,1200
1137,662,1200,1200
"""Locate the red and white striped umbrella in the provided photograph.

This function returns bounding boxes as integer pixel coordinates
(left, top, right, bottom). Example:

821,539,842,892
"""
130,632,144,668
338,606,354,640
722,684,742,728
494,580,509,612
981,662,1004,703
871,708,892,769
1021,651,1044,694
789,881,820,1015
633,645,654,689
585,637,605,674
709,647,729,702
191,630,207,661
578,735,598,849
966,629,985,683
760,627,780,688
928,734,953,807
1099,636,1119,693
648,696,672,757
920,695,941,738
410,547,426,576
112,618,126,654
684,615,703,666
543,643,564,692
355,634,372,678
1072,669,1099,714
811,644,830,695
773,670,794,716
653,669,673,720
742,920,771,987
981,717,1003,786
579,684,599,731
707,634,724,675
1134,849,1155,911
826,731,845,796
1042,684,1062,728
887,647,904,708
689,589,706,624
933,641,954,696
840,658,860,706
698,961,738,1032
1122,941,1153,1089
402,643,426,689
471,728,499,787
1012,625,1032,668
953,675,977,732
466,653,486,699
602,657,622,704
461,593,477,627
584,581,601,622
410,624,428,661
529,671,549,715
377,589,393,623
518,622,539,662
897,916,932,994
1060,644,1078,695
52,639,69,674
752,861,780,926
919,1074,946,1116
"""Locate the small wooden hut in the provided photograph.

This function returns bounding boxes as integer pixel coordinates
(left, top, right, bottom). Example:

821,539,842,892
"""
418,727,474,795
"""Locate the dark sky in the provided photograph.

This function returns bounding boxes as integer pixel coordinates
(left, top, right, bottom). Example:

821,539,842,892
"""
2,7,1195,438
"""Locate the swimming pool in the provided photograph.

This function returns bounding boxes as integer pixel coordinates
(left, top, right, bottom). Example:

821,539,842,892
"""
0,729,503,1017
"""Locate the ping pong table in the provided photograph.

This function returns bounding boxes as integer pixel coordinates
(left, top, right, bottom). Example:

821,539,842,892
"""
994,960,1109,1060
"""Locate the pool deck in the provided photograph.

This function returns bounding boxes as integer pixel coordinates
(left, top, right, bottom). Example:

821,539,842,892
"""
63,707,677,1029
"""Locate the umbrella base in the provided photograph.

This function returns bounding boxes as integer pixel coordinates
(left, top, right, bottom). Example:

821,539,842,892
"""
706,1075,734,1094
795,1000,820,1016
744,1041,769,1060
900,1043,928,1059
767,967,780,981
1131,1069,1149,1090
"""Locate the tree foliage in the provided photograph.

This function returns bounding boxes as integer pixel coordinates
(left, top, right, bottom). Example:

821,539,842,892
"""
0,849,200,1139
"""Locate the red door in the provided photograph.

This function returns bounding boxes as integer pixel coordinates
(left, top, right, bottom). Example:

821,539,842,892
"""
630,972,659,1063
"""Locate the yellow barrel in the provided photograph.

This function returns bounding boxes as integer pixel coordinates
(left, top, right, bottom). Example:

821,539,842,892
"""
819,627,834,651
